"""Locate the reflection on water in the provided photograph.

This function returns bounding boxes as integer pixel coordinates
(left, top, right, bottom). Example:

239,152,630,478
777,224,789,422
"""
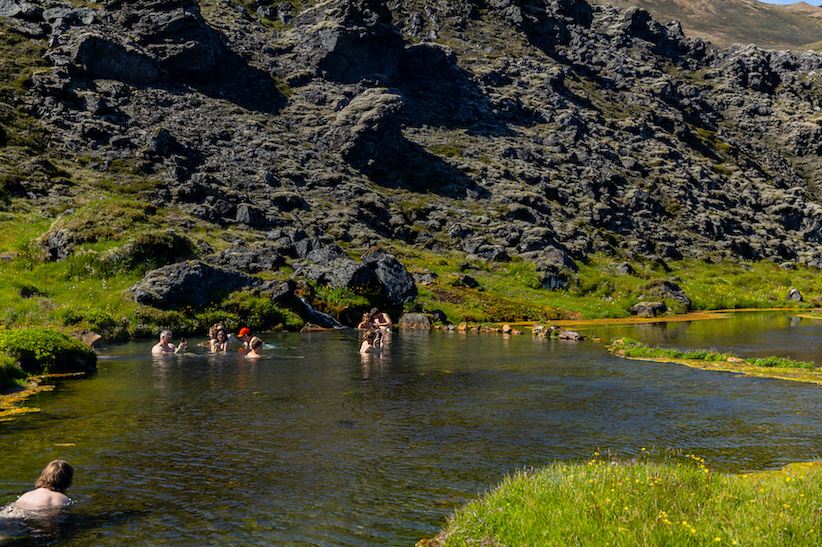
1,312,822,545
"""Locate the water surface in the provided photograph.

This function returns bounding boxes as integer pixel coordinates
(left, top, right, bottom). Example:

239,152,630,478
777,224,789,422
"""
2,311,822,545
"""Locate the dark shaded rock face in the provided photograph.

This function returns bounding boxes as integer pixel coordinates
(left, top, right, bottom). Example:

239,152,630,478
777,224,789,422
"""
292,0,403,83
631,301,667,317
128,260,259,310
294,245,384,294
71,33,160,84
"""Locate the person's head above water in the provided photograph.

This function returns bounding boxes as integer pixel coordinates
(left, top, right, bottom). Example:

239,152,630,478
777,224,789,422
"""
159,329,172,342
35,460,73,494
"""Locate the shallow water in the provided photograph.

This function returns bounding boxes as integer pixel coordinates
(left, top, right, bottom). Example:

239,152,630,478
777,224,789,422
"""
2,311,822,545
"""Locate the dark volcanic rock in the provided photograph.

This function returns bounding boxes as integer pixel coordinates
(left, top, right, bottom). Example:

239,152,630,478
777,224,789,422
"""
317,87,405,169
70,33,160,84
128,260,259,310
203,244,286,274
398,312,432,329
291,0,403,83
9,0,822,309
631,301,667,317
361,246,417,305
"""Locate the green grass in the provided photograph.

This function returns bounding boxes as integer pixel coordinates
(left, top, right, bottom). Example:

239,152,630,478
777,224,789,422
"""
433,454,822,546
611,338,817,370
0,353,26,391
399,250,822,325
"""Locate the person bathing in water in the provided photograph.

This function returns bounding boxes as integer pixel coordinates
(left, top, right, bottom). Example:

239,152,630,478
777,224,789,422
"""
211,324,231,352
237,327,252,354
244,336,265,359
359,331,382,354
14,460,73,509
151,330,186,354
357,312,373,329
370,308,392,331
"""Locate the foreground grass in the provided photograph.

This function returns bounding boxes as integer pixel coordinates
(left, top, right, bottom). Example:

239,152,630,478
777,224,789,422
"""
430,456,822,547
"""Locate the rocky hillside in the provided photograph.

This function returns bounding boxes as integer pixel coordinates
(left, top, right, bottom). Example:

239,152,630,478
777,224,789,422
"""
586,0,822,50
3,0,822,320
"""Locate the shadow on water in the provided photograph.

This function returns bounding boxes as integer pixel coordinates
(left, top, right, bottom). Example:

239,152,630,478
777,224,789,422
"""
0,502,144,546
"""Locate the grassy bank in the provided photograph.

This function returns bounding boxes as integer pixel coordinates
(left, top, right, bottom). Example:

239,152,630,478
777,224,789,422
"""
2,208,822,337
426,455,822,547
610,338,822,386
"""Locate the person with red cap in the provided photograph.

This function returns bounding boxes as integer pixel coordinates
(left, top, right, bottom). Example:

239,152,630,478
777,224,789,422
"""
238,327,252,354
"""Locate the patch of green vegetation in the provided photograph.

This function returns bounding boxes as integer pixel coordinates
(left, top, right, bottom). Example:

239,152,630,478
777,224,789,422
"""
222,289,303,332
0,327,96,374
428,144,464,158
434,453,822,547
747,355,816,370
0,353,26,391
44,199,158,246
611,338,816,370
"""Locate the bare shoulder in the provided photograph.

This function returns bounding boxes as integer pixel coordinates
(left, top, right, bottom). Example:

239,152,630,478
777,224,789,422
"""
16,488,70,508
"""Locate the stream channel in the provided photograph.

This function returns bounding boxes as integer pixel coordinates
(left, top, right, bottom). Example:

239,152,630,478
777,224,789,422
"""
2,310,822,545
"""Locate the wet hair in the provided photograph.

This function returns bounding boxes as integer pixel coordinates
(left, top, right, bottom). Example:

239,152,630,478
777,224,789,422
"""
250,336,263,350
35,460,73,493
160,329,172,339
364,331,377,343
208,325,219,339
369,308,380,316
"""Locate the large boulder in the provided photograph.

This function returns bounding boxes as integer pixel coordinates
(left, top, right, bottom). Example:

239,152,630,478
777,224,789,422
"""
361,246,417,305
631,301,667,317
294,245,383,294
643,280,691,309
107,0,225,76
203,244,286,274
317,87,405,170
291,0,403,83
69,34,161,84
128,260,258,310
398,313,432,329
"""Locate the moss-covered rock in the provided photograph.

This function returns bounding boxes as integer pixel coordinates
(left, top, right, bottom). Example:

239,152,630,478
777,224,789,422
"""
0,328,97,374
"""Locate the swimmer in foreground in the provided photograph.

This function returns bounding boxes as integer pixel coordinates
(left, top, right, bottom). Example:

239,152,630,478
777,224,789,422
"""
14,460,73,509
151,330,186,354
359,331,382,354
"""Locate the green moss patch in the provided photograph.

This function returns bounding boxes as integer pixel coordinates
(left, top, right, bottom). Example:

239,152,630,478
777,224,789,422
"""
0,327,97,374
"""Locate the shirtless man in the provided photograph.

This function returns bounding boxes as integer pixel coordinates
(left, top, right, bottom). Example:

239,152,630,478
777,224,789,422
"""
370,308,393,331
151,330,185,354
15,460,73,509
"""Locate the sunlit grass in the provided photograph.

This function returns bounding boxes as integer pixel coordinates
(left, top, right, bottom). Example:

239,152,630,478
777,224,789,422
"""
434,455,822,547
612,338,817,370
